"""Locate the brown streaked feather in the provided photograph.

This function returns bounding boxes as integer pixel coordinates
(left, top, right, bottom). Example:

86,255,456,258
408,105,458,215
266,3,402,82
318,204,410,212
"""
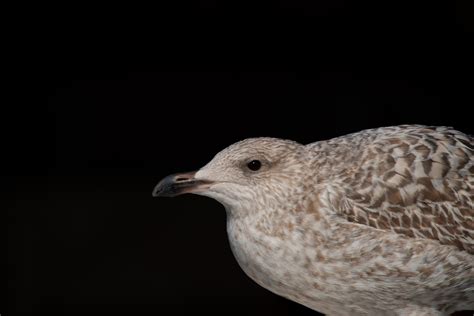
310,126,474,254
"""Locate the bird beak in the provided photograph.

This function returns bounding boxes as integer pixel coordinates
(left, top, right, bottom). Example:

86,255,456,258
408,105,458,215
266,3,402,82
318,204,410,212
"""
152,171,214,197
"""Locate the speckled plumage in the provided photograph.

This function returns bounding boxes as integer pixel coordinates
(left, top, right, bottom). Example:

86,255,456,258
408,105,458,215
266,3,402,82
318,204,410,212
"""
161,125,474,315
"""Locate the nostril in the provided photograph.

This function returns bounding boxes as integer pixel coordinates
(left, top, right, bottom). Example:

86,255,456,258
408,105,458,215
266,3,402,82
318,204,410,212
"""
173,172,197,182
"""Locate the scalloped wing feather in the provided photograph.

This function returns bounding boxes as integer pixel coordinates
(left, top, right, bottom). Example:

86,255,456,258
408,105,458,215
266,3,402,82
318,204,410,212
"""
309,126,474,254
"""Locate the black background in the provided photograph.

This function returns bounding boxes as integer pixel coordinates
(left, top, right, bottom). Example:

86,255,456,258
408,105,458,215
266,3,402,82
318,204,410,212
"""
8,1,474,315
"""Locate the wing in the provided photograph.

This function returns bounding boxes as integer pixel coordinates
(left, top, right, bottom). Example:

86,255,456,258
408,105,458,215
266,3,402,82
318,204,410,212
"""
311,126,474,254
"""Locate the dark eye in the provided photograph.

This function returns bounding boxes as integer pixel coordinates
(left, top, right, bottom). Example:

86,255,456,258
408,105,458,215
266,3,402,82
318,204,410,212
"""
247,160,262,171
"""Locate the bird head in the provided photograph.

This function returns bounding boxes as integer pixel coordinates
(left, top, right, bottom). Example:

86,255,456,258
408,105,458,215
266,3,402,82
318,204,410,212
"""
153,138,307,214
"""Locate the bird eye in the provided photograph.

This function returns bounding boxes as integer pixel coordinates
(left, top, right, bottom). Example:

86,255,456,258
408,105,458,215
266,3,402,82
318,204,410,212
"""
247,160,262,171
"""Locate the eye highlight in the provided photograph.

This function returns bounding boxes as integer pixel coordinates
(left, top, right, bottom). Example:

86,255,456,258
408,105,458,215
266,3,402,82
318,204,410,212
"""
247,160,262,171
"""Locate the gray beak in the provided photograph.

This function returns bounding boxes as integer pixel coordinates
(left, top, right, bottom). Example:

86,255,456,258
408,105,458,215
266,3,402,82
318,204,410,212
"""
152,171,213,197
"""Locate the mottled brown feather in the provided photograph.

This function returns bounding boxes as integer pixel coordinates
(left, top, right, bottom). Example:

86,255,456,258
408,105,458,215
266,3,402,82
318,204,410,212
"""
309,125,474,254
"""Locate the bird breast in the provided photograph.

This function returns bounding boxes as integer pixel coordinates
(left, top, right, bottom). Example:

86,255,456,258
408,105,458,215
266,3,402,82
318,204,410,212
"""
225,213,338,312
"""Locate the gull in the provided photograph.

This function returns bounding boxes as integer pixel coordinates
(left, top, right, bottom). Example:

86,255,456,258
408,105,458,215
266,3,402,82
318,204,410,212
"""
153,125,474,316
